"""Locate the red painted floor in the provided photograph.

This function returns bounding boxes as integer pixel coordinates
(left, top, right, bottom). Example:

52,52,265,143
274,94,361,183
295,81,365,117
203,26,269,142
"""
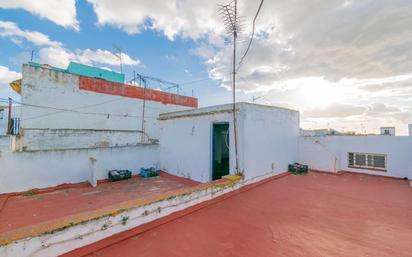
80,172,412,257
0,172,199,236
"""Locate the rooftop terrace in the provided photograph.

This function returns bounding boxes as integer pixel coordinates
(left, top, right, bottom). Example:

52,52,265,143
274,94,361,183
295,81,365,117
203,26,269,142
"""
0,172,200,244
64,172,412,257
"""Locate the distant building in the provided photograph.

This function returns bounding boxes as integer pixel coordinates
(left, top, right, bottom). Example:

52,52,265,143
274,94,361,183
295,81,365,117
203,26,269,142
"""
380,127,395,136
409,124,412,136
9,62,197,151
300,128,356,136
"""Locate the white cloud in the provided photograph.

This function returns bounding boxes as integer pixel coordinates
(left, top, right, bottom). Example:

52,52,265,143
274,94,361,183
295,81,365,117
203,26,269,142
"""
0,66,21,100
86,0,225,40
190,43,216,60
0,0,79,30
0,66,21,84
0,21,140,69
76,49,140,66
0,21,61,47
38,46,140,68
303,103,366,118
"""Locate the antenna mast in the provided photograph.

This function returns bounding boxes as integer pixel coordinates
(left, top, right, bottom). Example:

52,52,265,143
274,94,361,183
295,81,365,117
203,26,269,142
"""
219,0,240,174
113,45,123,74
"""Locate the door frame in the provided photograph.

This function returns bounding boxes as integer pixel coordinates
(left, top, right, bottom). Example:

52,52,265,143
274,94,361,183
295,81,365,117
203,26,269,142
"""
210,121,230,181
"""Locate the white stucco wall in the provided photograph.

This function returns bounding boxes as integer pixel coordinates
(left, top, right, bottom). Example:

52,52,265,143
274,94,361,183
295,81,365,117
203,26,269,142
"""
159,103,299,183
0,145,159,194
242,104,299,180
20,129,142,151
19,65,193,150
159,111,235,182
299,135,412,178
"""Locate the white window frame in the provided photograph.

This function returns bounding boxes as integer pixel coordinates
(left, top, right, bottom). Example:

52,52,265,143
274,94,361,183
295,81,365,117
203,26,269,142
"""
348,152,387,171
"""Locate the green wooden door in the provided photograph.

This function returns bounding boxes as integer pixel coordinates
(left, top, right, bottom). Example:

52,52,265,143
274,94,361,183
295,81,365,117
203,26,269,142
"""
212,123,230,180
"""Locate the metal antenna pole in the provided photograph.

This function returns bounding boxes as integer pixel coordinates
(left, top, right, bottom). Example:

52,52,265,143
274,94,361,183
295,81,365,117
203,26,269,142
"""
114,45,123,74
219,0,241,174
141,78,147,143
232,0,240,175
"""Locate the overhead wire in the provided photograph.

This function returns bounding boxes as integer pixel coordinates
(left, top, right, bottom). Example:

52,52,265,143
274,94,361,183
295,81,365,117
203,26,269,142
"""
0,98,158,121
236,0,264,73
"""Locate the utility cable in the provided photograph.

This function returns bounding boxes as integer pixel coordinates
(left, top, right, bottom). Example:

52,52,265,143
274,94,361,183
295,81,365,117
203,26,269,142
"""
236,0,264,73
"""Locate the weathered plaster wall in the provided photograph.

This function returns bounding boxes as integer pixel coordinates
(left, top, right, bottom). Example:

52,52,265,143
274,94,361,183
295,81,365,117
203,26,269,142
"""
0,145,159,194
20,129,142,151
159,103,299,183
299,135,412,178
19,65,195,150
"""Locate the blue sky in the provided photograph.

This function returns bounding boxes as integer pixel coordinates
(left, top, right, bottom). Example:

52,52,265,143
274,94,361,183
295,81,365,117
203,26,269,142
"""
1,0,412,134
0,1,232,106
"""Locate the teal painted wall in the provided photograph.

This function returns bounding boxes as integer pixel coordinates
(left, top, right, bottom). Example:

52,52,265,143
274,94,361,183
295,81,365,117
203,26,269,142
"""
67,62,125,84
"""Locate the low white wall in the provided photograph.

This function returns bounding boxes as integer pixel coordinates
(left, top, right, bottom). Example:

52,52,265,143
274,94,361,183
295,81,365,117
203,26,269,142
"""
299,135,412,178
0,145,159,194
19,129,142,151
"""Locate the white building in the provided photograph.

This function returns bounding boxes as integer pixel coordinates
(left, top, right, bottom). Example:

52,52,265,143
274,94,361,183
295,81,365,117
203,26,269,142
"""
380,126,395,136
12,63,197,151
0,63,197,193
159,103,299,182
409,124,412,136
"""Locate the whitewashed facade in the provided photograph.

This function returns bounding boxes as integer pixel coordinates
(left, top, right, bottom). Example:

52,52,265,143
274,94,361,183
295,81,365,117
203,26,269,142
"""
159,103,300,182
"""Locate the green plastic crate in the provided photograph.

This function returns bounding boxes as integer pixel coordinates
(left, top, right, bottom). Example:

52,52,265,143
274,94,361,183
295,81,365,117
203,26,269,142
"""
288,163,308,175
108,170,132,182
140,167,159,178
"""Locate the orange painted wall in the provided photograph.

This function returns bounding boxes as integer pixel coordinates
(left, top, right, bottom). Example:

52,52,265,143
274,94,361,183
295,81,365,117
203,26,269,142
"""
79,77,198,108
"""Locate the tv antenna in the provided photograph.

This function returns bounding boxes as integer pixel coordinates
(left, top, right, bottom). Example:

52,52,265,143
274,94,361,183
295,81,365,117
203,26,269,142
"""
113,45,123,74
219,0,241,174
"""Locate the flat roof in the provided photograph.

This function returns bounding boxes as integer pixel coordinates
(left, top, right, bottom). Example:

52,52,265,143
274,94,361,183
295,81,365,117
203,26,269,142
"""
159,102,298,120
0,172,199,244
70,172,412,257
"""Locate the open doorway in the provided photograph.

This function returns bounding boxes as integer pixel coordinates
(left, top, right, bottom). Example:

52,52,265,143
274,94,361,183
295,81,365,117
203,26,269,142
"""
212,123,230,180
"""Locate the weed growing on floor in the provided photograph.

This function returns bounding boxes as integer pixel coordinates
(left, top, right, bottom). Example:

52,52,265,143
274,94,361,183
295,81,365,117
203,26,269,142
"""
121,216,129,225
23,189,34,196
